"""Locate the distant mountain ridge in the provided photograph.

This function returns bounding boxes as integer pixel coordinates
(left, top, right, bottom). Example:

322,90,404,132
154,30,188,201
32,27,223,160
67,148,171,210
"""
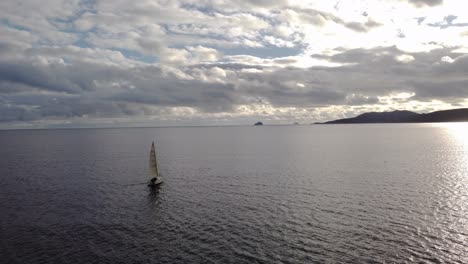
321,108,468,124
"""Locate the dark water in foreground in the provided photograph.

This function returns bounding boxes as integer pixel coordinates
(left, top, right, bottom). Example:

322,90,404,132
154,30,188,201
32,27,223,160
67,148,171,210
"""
1,124,467,263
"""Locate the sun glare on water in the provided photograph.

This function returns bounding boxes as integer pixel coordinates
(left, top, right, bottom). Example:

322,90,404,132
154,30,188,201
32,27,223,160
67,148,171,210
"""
430,122,468,167
443,122,468,147
435,123,468,176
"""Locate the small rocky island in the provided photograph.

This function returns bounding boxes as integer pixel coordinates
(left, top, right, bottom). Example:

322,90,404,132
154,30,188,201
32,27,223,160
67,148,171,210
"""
254,121,263,126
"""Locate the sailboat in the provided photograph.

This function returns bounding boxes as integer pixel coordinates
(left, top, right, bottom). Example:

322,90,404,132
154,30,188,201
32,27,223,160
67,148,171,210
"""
148,141,163,186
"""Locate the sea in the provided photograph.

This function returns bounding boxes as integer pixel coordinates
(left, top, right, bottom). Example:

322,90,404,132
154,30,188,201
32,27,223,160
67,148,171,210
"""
1,124,467,263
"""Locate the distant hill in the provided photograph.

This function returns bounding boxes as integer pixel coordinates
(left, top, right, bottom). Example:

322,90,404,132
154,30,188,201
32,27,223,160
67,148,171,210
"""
411,108,468,123
321,108,468,124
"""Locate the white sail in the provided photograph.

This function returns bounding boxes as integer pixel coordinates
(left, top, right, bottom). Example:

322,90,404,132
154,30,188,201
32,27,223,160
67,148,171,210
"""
149,141,159,179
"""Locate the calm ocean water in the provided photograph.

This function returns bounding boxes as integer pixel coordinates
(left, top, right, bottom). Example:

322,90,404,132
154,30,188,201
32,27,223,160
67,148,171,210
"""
1,124,467,263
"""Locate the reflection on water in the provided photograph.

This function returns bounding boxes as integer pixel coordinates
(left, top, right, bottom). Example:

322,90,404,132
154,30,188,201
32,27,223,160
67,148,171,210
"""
0,125,467,263
441,123,468,150
436,122,468,146
434,122,468,177
148,185,162,200
436,123,468,245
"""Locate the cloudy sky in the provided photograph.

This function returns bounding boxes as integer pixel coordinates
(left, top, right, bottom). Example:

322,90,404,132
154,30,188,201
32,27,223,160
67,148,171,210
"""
1,0,468,128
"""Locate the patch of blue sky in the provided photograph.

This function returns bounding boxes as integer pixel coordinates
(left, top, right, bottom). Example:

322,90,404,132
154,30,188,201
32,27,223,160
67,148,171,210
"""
180,2,275,22
79,0,96,12
48,18,77,33
180,3,216,15
0,19,30,31
169,39,303,59
72,26,99,48
48,2,96,33
73,37,90,49
112,48,159,64
221,45,305,59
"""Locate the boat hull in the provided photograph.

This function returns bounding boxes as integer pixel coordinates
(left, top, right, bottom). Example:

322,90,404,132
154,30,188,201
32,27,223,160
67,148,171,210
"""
148,178,163,187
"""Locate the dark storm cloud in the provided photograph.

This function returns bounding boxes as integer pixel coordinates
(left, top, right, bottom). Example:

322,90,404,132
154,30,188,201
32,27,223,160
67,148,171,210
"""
0,61,96,94
0,53,239,120
108,78,238,113
315,46,468,103
0,81,33,94
0,90,167,122
0,42,20,56
2,45,468,123
409,79,468,101
345,95,380,105
0,104,38,122
243,80,347,107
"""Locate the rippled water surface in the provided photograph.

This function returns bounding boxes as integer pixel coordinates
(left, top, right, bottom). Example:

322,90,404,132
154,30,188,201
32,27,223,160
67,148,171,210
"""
1,124,467,263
